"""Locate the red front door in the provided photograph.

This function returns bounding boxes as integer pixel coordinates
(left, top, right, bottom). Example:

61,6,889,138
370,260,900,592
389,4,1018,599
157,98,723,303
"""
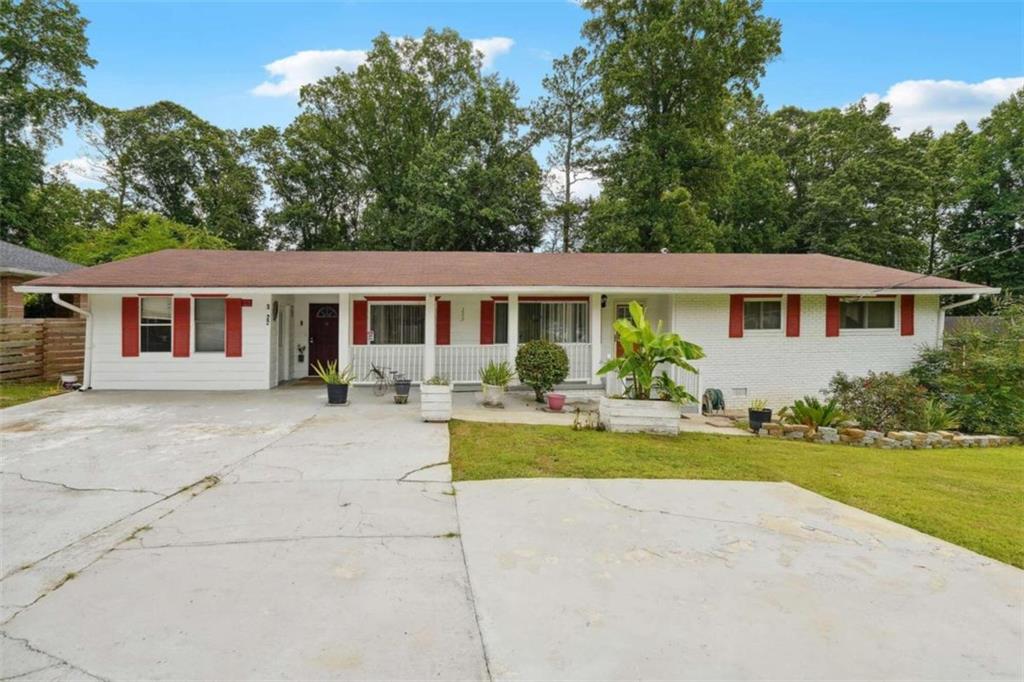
308,303,339,375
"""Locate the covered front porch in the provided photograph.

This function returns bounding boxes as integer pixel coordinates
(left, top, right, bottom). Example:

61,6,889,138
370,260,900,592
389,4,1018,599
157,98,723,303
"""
270,292,607,387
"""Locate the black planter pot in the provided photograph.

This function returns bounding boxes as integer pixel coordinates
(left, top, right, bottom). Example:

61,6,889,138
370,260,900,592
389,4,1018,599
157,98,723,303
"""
394,379,412,397
327,384,350,405
748,408,772,432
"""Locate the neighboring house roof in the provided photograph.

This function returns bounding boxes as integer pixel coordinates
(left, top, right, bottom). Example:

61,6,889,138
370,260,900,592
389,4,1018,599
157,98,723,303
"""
19,249,996,293
0,240,81,278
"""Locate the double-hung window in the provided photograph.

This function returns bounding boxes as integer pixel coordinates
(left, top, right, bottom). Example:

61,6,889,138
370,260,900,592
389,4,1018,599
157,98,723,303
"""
518,301,589,343
370,304,425,344
140,297,172,353
743,299,782,331
840,299,896,329
195,299,226,352
494,302,509,344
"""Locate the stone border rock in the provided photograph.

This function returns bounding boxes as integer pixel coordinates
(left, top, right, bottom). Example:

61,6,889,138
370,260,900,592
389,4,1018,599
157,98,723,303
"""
758,422,1019,449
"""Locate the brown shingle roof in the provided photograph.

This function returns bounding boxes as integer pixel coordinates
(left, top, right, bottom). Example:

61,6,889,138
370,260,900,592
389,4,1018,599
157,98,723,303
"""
21,250,993,292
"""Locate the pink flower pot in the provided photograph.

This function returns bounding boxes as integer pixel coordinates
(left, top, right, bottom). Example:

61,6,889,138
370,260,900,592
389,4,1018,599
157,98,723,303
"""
547,393,566,412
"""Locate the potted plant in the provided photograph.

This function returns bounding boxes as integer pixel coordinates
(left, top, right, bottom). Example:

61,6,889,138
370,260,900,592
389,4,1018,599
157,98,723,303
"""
311,360,355,405
546,392,567,412
597,301,705,435
394,375,412,402
748,398,772,433
515,340,569,403
479,361,514,407
420,376,452,422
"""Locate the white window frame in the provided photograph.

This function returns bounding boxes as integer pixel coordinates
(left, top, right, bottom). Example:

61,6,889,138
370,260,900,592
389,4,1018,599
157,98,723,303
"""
518,300,590,344
194,298,226,353
839,298,898,333
368,301,426,345
742,297,784,334
139,296,172,354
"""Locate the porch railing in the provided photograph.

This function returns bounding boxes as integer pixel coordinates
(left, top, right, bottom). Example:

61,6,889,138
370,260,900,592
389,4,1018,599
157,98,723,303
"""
436,344,510,384
352,345,423,384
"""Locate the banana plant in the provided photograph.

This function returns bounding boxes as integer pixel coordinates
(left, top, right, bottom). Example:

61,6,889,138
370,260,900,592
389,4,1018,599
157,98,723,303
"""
598,301,705,403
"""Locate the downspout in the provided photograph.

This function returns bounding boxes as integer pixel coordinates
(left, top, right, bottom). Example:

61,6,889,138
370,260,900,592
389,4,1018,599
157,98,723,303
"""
936,294,980,348
50,293,92,390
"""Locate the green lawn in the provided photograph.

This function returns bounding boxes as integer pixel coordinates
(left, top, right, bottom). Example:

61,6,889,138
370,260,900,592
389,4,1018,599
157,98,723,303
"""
450,420,1024,568
0,381,65,409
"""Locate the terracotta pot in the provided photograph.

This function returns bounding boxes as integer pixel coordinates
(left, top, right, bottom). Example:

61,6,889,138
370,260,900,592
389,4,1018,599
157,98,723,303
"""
547,393,567,412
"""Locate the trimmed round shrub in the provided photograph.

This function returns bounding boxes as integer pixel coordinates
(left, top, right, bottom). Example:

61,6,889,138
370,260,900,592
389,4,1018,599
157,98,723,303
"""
515,340,569,402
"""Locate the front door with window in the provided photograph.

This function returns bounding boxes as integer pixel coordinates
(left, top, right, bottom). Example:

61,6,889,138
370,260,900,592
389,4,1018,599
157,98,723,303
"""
614,302,644,357
308,303,339,375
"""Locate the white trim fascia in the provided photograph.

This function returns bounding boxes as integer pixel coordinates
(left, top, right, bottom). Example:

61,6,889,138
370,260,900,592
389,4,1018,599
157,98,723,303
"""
2,268,66,279
14,284,1002,296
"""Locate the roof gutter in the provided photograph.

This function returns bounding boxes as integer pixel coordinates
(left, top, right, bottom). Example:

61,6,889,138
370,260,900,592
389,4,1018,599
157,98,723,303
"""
50,293,92,390
936,294,982,347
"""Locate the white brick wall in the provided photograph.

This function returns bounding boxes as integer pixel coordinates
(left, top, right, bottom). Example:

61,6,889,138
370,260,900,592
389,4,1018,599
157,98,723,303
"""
89,294,273,390
671,294,941,410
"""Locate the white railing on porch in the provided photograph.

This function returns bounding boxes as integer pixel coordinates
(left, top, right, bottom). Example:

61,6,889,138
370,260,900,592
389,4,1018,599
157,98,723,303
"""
532,342,591,382
436,344,510,383
352,345,423,383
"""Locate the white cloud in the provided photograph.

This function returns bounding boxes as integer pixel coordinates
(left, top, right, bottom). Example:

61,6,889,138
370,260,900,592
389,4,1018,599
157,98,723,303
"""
545,167,602,202
252,36,515,98
47,156,105,189
470,37,515,69
251,48,368,97
862,76,1024,136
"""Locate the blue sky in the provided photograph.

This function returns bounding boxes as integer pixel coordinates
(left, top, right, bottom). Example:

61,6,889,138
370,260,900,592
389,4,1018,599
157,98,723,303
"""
53,0,1023,176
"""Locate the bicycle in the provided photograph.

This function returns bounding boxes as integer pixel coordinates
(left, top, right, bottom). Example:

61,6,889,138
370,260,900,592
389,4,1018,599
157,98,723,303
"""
365,363,403,396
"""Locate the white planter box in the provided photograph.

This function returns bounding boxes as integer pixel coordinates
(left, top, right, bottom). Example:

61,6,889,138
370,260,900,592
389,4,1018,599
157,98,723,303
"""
421,384,452,422
599,397,680,435
481,383,505,407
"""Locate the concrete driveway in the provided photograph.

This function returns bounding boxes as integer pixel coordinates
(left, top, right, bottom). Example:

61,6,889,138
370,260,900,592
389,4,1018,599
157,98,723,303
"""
2,388,1022,680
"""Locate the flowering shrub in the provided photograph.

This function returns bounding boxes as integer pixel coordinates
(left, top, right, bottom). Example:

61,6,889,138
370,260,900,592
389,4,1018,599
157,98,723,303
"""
826,371,928,433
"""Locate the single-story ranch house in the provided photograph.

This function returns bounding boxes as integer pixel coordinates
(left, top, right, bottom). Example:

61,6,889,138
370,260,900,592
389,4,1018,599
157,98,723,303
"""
19,250,997,408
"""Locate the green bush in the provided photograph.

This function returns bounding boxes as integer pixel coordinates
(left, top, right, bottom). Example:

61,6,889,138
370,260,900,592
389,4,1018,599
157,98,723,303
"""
779,396,846,434
910,300,1024,435
827,371,928,433
516,340,569,402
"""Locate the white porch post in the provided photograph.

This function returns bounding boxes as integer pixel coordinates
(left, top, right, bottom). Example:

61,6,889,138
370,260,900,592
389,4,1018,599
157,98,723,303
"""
507,294,519,377
337,293,351,370
424,294,436,381
590,293,602,383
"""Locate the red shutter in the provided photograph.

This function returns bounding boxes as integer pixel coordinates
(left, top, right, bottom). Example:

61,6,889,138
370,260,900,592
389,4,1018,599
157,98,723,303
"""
172,298,191,357
121,297,139,357
352,300,368,345
728,295,744,338
436,300,451,345
786,295,801,337
225,298,243,357
826,297,841,337
480,300,495,344
901,295,915,336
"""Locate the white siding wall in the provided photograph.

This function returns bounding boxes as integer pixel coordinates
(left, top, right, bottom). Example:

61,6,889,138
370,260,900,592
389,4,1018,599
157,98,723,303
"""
89,294,272,390
672,294,940,410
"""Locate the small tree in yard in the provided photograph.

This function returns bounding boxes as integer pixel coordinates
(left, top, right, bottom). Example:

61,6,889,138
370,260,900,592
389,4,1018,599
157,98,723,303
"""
598,301,705,403
516,341,569,402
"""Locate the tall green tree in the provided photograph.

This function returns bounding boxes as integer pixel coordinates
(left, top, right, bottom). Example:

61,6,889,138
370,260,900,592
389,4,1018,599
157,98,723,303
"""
943,88,1024,297
252,29,544,252
66,211,230,265
0,0,94,244
531,47,600,252
918,122,973,274
87,101,266,248
580,0,781,252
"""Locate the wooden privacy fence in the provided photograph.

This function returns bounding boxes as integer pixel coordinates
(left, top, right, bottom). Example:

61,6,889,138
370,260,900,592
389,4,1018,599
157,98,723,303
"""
0,318,85,383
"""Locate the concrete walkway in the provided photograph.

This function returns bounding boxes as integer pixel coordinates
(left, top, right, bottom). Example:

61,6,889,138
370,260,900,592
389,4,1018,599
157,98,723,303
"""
2,387,1021,680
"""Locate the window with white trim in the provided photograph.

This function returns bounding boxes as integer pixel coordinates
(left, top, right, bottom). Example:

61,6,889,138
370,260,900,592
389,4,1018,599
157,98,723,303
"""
518,301,589,343
370,304,425,344
841,299,895,329
194,299,225,352
140,297,172,353
494,302,509,344
743,299,782,330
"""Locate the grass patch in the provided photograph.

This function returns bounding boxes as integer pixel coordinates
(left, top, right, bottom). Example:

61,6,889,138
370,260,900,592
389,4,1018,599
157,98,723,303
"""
0,381,65,409
450,420,1024,568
